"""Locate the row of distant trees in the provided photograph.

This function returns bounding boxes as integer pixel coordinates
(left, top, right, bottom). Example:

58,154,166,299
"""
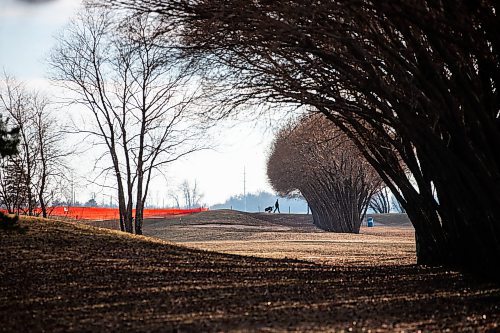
0,9,203,227
85,180,205,209
0,75,71,217
81,180,204,209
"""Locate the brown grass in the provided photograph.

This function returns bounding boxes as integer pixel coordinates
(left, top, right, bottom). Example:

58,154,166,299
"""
0,212,499,332
143,210,416,266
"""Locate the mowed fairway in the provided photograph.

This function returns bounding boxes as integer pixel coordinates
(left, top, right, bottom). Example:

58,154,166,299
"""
1,211,499,332
143,210,416,267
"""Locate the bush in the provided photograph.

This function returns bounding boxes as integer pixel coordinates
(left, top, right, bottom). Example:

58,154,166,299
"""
0,211,24,232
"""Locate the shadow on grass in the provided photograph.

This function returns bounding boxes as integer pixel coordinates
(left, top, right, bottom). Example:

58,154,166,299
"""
0,219,498,332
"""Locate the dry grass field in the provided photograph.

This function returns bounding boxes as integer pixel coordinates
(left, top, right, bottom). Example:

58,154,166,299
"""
143,210,416,267
1,211,499,332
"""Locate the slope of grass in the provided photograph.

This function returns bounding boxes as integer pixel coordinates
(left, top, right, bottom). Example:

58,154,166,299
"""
0,217,499,332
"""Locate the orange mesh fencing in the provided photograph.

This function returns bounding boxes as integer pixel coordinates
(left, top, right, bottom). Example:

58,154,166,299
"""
1,207,207,221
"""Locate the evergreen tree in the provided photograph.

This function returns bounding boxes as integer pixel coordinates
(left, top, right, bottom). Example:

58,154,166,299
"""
0,114,20,225
0,115,19,158
0,156,29,214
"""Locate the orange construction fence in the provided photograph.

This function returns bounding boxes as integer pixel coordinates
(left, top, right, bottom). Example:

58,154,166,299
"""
2,206,208,221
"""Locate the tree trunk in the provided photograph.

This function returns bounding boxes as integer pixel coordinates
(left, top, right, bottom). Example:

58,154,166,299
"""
302,185,364,233
135,173,144,235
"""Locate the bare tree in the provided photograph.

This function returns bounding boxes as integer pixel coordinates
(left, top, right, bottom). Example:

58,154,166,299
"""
31,96,72,217
268,114,382,233
51,7,206,234
0,75,70,217
104,0,500,276
168,190,181,208
369,188,392,214
0,77,37,215
180,179,203,208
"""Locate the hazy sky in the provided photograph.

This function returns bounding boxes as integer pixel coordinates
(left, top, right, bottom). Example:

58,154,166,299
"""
0,0,276,206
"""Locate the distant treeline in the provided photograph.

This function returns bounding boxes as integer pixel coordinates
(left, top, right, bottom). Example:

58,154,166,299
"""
211,191,308,213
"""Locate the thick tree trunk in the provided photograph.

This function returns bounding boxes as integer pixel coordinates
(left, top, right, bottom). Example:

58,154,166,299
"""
302,185,364,233
434,172,500,276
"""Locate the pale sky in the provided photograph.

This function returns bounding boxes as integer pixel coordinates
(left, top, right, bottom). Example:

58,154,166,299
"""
0,0,278,206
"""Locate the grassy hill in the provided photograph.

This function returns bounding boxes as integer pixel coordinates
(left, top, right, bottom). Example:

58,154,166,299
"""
82,210,413,231
0,216,498,332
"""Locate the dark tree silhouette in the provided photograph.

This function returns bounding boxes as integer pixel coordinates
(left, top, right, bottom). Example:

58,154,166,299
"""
0,115,19,158
0,93,19,225
369,188,392,214
268,115,382,233
103,0,500,276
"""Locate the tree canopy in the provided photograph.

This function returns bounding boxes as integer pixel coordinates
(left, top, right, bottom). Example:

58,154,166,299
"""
268,114,382,233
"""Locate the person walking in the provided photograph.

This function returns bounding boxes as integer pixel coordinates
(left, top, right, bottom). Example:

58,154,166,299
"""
274,199,280,213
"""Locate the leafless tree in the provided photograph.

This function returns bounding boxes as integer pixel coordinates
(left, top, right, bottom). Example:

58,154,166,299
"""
0,75,70,217
268,114,382,233
102,0,500,276
51,7,206,234
31,96,72,217
180,179,203,208
369,188,392,214
168,190,180,208
0,77,37,215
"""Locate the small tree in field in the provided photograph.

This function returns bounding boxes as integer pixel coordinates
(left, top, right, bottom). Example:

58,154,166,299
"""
268,114,382,233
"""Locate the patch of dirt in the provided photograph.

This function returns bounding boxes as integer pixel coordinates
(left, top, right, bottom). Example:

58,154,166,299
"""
1,214,499,332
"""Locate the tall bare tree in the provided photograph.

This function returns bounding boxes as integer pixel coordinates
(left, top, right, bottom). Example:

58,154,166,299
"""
32,96,72,217
0,75,70,217
51,7,206,234
268,114,382,233
104,0,500,276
